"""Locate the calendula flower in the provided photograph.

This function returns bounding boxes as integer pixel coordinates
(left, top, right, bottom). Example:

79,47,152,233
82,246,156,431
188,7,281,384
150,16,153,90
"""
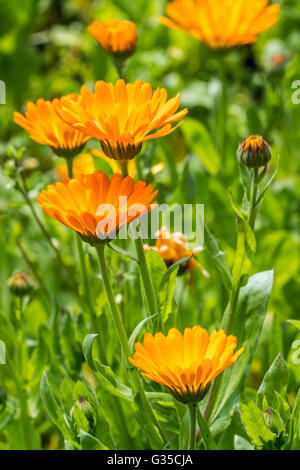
144,229,209,285
88,19,137,57
37,171,157,245
14,95,90,158
130,326,244,404
237,135,271,168
57,79,188,160
161,0,280,49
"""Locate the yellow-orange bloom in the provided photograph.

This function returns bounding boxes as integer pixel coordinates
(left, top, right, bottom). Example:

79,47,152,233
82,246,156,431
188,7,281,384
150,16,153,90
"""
57,79,188,160
144,229,209,284
161,0,280,49
14,95,90,157
88,19,137,57
130,326,244,404
37,171,157,245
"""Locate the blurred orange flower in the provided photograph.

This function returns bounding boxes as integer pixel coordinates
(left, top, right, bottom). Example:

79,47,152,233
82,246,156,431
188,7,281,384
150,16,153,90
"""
130,326,244,404
57,79,188,160
161,0,280,49
144,229,209,285
88,19,137,57
14,95,90,157
37,171,157,245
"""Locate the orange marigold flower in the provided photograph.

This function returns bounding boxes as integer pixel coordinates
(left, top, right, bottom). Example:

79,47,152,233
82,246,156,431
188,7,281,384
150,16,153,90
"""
144,229,209,284
14,95,90,158
161,0,280,49
237,135,271,168
57,79,188,160
130,326,244,404
37,171,157,245
88,19,137,57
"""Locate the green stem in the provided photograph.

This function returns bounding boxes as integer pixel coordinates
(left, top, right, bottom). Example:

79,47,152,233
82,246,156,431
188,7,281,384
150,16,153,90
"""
95,243,167,447
119,160,129,177
216,54,227,161
134,233,158,318
119,162,158,325
247,168,259,230
188,404,197,450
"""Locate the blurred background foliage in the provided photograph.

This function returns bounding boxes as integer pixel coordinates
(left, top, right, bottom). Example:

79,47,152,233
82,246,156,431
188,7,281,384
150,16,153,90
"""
0,0,299,449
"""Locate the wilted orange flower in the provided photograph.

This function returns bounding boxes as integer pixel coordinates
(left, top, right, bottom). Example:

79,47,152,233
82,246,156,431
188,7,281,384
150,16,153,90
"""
161,0,280,49
130,326,244,404
55,150,136,180
14,95,90,157
37,171,157,245
144,229,209,284
57,79,188,160
88,19,137,57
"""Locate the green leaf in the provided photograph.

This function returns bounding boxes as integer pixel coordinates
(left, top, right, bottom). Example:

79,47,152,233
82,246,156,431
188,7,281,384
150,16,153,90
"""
129,313,158,352
178,410,190,450
108,243,138,263
287,320,300,331
204,224,232,290
258,353,289,408
40,371,78,447
60,378,74,415
73,405,90,433
182,117,220,175
82,334,98,370
210,270,274,421
79,430,108,450
197,408,218,450
239,391,276,449
159,262,180,325
133,390,164,449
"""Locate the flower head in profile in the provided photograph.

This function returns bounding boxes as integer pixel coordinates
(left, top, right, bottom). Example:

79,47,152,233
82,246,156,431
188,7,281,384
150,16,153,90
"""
37,171,157,245
161,0,280,49
130,326,244,404
237,135,271,168
57,79,188,160
88,19,137,58
14,95,90,158
144,229,209,285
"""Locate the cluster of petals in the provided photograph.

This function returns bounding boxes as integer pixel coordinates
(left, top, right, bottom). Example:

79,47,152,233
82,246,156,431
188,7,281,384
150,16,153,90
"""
161,0,280,49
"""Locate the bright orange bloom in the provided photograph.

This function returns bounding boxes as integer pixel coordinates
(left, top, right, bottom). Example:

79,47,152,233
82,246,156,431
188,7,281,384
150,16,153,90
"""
57,79,188,160
130,326,244,404
88,19,137,57
37,171,157,245
14,95,90,157
161,0,280,49
144,229,209,284
55,150,136,180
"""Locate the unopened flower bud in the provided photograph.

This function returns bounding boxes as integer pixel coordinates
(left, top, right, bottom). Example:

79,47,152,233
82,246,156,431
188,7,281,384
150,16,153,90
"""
7,272,34,297
88,19,137,59
264,409,277,434
77,396,95,427
237,135,271,168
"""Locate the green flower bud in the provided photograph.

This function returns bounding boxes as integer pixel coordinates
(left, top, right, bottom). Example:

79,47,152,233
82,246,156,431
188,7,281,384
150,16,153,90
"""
76,396,95,427
7,272,34,297
237,135,271,168
264,409,277,434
